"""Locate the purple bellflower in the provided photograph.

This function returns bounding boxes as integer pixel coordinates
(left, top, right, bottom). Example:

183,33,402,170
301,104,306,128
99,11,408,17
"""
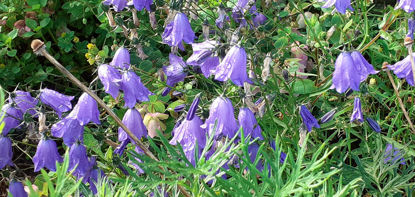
132,0,153,11
320,0,354,14
40,88,74,118
366,117,381,133
186,40,220,78
387,54,415,86
0,136,13,169
98,64,122,99
232,0,250,24
162,12,196,50
300,105,320,132
238,107,263,140
114,138,130,156
253,13,267,27
1,104,23,136
350,97,364,123
201,97,238,138
384,144,405,165
51,118,84,146
216,5,230,29
119,71,152,108
33,139,63,172
407,18,415,40
110,47,131,69
170,116,206,149
68,143,95,180
395,0,415,13
118,108,147,142
186,94,200,121
103,0,128,12
13,90,37,116
67,93,100,125
8,180,27,197
320,108,337,123
331,51,378,93
162,54,188,95
214,45,251,87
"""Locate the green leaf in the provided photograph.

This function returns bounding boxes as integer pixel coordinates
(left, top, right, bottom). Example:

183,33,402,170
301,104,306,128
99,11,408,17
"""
7,29,18,39
7,49,17,57
22,31,35,38
83,130,105,159
342,19,354,32
291,79,316,95
25,18,38,30
40,17,50,27
274,37,288,49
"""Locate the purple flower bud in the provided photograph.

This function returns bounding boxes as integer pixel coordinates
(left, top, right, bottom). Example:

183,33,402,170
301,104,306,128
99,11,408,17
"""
118,108,147,142
384,144,405,165
238,107,263,140
187,94,200,120
98,64,122,99
132,0,153,11
162,13,196,49
0,136,13,169
111,47,130,69
114,138,130,156
13,90,37,116
388,54,415,86
51,118,84,146
69,143,95,180
320,0,354,14
67,93,100,125
395,0,415,13
174,104,186,112
8,180,27,197
366,117,381,133
163,54,188,90
161,87,172,97
407,18,415,40
350,97,364,123
299,105,320,132
201,97,238,138
119,71,152,108
331,52,378,93
1,104,23,136
320,108,336,123
103,0,128,12
215,46,251,87
40,88,74,118
33,139,63,172
216,6,230,29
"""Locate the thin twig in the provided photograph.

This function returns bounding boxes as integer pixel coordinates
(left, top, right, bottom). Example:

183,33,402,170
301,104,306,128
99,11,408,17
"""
386,69,415,133
31,39,191,197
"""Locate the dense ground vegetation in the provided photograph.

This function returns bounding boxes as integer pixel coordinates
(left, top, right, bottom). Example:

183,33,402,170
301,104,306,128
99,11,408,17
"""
1,0,415,196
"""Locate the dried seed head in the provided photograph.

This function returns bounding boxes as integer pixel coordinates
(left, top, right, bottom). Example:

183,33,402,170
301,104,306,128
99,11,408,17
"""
31,39,45,55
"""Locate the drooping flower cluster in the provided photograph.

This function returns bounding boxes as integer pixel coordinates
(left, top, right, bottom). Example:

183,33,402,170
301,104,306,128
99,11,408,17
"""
162,12,196,50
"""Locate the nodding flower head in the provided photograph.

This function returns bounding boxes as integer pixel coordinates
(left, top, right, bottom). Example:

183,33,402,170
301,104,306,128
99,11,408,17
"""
67,93,101,126
13,90,37,116
103,0,128,12
8,180,28,197
33,139,63,172
0,136,13,169
186,40,219,78
299,105,320,132
132,0,153,11
395,0,415,13
68,143,95,181
320,0,354,14
350,97,364,123
110,47,131,69
98,64,122,99
214,45,251,87
201,97,238,139
162,12,196,50
39,88,74,118
162,54,188,95
238,107,263,140
0,103,23,136
118,108,147,142
366,117,381,133
387,53,415,86
119,71,152,108
51,118,84,146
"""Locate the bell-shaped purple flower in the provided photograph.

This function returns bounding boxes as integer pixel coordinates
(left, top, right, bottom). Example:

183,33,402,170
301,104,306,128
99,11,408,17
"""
8,180,27,197
110,47,131,69
13,90,37,116
300,105,320,132
51,118,84,146
119,71,152,108
67,93,100,125
187,40,220,78
103,0,128,12
132,0,153,11
366,117,381,133
407,18,415,40
238,108,263,140
387,54,415,86
162,12,196,49
331,52,378,93
118,108,147,142
232,0,249,24
216,5,230,29
114,138,130,156
68,143,95,180
40,88,74,118
201,97,238,138
395,0,415,13
163,54,188,89
0,136,13,169
0,104,23,136
98,64,122,99
253,13,267,27
33,139,63,172
215,45,251,87
384,144,405,165
350,97,364,123
320,0,354,14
